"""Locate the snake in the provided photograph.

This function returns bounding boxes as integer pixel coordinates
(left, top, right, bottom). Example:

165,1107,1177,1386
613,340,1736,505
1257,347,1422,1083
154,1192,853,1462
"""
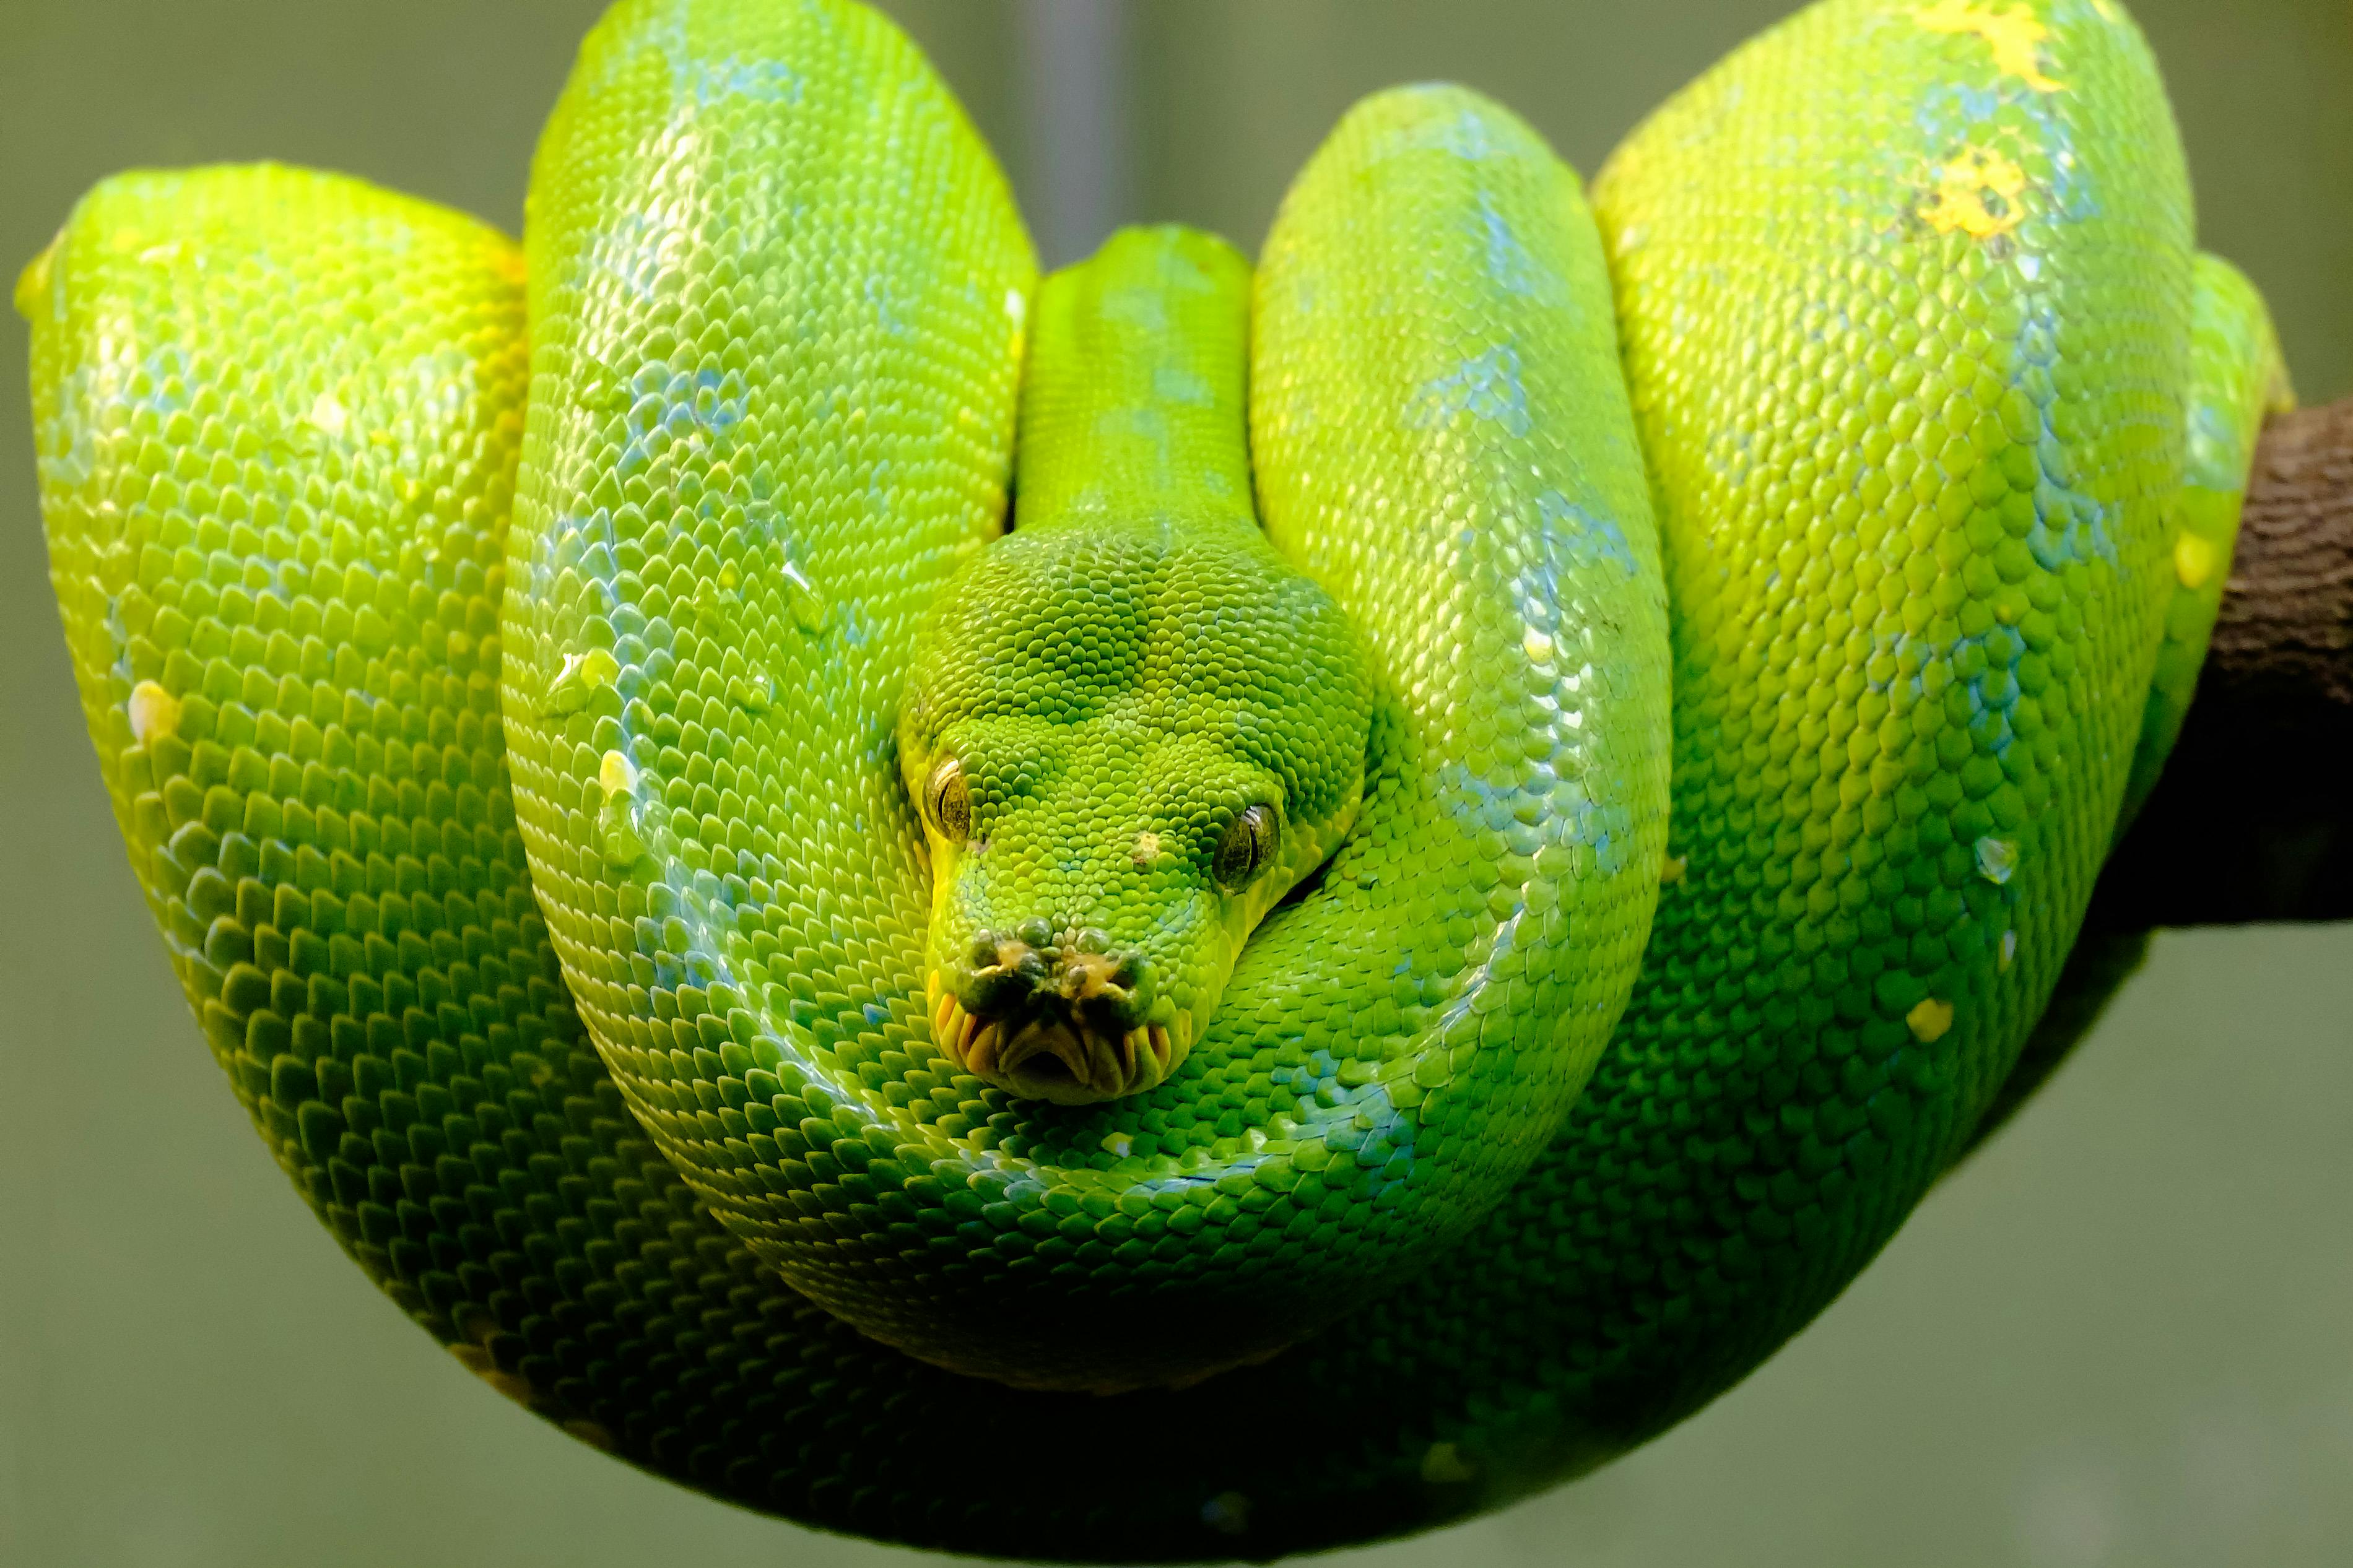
19,0,2289,1559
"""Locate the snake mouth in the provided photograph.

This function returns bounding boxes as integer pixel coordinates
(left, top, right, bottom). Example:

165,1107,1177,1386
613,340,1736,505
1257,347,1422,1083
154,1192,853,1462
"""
931,981,1188,1104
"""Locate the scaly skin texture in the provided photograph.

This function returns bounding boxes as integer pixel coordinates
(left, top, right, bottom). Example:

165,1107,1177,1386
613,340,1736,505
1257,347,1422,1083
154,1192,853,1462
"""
22,0,2286,1559
2117,252,2294,829
503,0,1667,1395
1960,253,2294,1159
901,228,1373,1108
1578,0,2191,1412
20,165,557,1368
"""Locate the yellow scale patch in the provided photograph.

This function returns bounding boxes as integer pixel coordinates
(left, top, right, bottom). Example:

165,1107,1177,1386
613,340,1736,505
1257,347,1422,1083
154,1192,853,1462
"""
1907,997,1957,1043
1919,145,2029,239
1913,0,2067,92
599,748,639,796
2173,531,2218,589
11,244,51,314
125,679,180,745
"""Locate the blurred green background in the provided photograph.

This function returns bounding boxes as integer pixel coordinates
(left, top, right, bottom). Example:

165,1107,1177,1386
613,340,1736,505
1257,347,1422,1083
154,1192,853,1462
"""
3,1,2349,1564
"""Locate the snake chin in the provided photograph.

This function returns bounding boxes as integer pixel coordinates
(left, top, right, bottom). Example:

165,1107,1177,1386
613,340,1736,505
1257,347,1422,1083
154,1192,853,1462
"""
932,983,1186,1105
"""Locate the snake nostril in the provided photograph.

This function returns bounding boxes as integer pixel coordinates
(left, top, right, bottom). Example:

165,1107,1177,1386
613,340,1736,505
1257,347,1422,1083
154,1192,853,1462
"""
956,921,1149,1028
959,937,1042,1015
1058,949,1148,1024
955,930,1072,1018
965,968,1026,1015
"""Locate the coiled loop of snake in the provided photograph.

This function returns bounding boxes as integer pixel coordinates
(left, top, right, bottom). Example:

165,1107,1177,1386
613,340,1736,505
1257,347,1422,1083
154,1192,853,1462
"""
22,0,2285,1554
500,0,1669,1393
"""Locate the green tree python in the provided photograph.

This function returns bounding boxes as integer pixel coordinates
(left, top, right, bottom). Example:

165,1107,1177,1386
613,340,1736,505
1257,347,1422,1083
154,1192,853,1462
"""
17,0,2294,1557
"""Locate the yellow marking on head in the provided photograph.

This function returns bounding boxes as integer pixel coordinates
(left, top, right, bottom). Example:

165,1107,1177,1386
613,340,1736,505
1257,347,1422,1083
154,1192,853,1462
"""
1659,853,1687,885
1920,145,2030,240
1131,829,1162,868
127,680,180,745
1914,0,2066,92
1907,997,1955,1042
2173,531,2218,590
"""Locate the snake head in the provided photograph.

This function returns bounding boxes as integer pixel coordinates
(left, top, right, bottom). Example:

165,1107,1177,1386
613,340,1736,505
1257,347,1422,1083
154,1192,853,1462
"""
899,522,1370,1104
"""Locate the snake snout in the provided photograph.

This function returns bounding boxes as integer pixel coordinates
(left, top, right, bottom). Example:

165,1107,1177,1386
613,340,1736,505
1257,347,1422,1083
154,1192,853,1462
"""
948,924,1154,1028
1055,941,1152,1029
933,922,1175,1104
950,925,1053,1016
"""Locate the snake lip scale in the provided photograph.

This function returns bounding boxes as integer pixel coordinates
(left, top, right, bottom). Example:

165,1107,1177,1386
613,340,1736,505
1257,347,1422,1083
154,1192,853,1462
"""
20,0,2294,1556
928,979,1181,1102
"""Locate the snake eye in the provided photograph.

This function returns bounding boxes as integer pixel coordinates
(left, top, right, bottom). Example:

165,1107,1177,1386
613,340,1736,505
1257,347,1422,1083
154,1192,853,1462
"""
924,757,971,843
1212,804,1276,892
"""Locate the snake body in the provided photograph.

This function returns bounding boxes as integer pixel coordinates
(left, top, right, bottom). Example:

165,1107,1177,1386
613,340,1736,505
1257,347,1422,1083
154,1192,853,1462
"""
20,0,2283,1557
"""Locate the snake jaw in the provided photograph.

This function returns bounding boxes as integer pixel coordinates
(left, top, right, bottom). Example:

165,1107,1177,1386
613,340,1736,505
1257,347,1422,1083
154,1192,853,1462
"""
929,972,1191,1104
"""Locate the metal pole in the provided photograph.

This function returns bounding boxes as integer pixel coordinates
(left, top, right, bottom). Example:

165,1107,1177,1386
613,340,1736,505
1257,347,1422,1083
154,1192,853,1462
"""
1016,0,1136,270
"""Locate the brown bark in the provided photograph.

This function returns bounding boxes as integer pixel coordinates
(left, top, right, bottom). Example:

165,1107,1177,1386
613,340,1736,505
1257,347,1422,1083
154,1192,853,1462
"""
2092,396,2353,929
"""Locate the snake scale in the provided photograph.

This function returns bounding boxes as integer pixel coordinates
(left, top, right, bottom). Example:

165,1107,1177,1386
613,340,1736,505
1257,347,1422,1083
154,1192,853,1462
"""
19,0,2287,1559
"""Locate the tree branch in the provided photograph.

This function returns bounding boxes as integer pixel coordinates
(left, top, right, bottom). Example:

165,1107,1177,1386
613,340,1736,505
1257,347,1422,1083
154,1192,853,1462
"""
2093,396,2353,929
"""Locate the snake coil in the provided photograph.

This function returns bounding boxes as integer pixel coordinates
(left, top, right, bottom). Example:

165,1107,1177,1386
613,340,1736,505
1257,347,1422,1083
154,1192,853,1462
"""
21,0,2285,1558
